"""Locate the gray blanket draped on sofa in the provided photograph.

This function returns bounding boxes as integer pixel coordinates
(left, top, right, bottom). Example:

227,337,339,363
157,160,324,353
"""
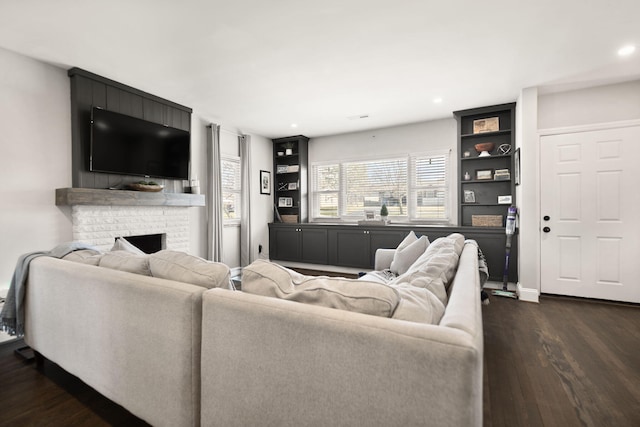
0,242,96,336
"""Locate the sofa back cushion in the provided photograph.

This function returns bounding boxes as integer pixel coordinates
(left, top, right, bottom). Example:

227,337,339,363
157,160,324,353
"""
99,251,152,276
242,260,400,318
62,249,103,265
149,250,232,289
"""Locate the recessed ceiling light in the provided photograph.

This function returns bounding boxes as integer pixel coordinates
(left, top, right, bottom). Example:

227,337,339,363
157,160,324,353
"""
290,123,298,128
618,44,636,56
433,97,443,104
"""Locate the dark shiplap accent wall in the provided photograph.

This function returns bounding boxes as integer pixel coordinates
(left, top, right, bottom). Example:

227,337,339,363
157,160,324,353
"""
68,68,192,192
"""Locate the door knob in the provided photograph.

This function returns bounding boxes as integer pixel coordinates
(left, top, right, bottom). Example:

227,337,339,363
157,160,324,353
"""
543,227,551,233
543,216,550,221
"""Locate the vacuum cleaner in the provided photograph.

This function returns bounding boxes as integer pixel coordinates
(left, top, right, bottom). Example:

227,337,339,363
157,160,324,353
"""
492,206,518,299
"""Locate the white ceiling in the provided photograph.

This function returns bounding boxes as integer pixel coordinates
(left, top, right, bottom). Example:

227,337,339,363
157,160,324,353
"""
1,0,638,138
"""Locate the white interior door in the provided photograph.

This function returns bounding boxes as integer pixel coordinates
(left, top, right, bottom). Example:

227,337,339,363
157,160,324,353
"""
540,125,640,303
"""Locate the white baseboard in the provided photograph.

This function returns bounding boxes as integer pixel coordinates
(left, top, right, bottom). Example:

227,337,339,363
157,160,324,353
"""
517,283,539,303
485,281,539,303
484,281,517,291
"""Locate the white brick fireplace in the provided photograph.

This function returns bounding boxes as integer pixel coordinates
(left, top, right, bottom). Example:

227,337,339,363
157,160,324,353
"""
56,187,206,253
72,205,189,252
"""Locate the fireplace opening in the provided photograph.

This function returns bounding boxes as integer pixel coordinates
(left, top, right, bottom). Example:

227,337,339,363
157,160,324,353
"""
116,233,166,254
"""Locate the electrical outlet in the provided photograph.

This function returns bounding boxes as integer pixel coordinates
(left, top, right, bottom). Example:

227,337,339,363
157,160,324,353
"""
258,244,262,253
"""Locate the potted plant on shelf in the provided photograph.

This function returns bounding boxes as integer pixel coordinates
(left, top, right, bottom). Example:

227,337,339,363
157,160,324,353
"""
380,204,388,222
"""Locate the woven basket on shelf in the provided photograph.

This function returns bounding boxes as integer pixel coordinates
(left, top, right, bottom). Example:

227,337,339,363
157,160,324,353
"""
472,215,503,227
281,215,298,223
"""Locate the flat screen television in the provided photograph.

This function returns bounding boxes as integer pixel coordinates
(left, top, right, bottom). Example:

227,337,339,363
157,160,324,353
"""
90,107,190,180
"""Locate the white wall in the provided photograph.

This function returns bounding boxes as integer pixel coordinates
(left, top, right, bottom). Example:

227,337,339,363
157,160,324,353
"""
309,118,458,223
0,47,73,288
188,115,208,258
249,134,274,262
538,80,640,129
515,87,540,302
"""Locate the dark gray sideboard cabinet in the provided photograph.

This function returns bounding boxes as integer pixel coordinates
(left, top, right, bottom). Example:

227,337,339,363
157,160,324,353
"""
270,225,328,265
327,228,407,268
269,223,518,282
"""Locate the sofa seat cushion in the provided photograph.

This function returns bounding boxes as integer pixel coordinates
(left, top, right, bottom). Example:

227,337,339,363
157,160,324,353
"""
242,260,400,318
149,250,232,289
389,283,446,324
390,231,430,275
390,233,466,306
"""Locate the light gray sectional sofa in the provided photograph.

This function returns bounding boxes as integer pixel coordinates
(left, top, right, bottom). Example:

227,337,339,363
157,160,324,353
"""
22,232,483,427
201,233,484,427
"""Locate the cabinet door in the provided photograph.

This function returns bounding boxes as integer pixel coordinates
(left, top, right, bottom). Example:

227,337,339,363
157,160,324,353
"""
271,227,300,261
333,229,371,268
300,228,328,264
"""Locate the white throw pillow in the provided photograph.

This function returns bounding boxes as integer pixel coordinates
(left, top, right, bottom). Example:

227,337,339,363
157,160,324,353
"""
111,237,146,255
390,233,430,275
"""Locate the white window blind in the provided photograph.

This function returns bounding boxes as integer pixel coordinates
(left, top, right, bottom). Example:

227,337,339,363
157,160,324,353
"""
221,156,241,223
311,151,449,222
313,163,340,218
343,157,408,217
410,152,448,221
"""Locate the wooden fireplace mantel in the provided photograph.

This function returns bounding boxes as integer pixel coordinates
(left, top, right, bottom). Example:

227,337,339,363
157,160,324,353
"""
55,188,205,207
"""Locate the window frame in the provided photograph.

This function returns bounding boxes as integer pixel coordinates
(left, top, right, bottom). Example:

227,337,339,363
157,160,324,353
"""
310,150,451,224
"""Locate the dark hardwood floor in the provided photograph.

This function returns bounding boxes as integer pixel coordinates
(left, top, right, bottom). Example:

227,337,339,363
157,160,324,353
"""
1,294,638,426
483,294,640,427
0,341,149,426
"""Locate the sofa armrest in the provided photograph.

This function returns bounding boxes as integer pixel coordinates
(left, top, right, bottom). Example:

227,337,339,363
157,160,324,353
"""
374,248,396,271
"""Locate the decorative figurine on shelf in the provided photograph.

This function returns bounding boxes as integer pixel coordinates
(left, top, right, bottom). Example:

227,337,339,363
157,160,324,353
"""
497,143,512,155
463,150,471,158
464,171,471,181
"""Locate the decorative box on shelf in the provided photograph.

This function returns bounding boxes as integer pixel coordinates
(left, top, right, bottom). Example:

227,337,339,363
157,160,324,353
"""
494,169,511,180
472,215,503,227
276,164,300,174
280,215,298,223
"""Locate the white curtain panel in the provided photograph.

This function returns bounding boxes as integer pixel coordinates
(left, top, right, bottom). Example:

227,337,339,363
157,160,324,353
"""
207,124,224,262
240,135,252,266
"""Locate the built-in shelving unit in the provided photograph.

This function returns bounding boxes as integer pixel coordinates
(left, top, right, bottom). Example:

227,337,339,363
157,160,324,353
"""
272,135,309,223
454,103,516,228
